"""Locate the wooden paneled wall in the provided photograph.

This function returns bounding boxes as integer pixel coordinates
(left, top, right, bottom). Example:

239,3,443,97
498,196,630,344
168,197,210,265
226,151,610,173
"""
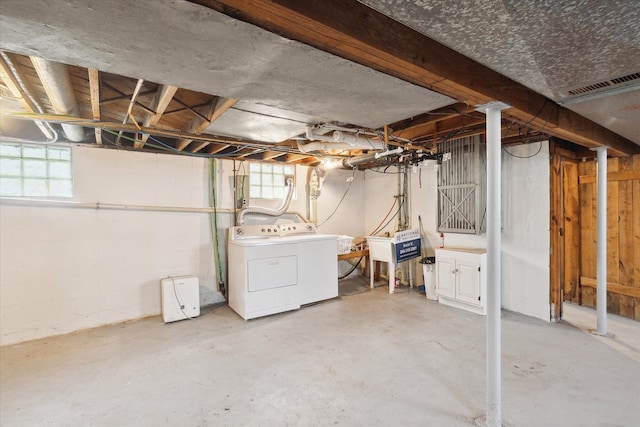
560,154,640,320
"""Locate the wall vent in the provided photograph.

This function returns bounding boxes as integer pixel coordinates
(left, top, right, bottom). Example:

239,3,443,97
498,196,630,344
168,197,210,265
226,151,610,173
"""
567,72,640,96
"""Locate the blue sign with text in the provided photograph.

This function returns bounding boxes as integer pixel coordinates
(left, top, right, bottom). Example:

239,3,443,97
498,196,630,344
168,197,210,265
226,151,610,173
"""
393,229,421,263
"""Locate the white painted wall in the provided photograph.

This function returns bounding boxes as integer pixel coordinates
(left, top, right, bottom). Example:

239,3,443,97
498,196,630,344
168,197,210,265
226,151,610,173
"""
0,139,550,346
0,146,221,345
0,148,364,345
500,142,550,321
364,142,551,321
315,168,366,237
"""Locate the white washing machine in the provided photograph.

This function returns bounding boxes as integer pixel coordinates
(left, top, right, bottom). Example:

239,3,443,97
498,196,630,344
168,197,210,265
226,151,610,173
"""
228,222,338,320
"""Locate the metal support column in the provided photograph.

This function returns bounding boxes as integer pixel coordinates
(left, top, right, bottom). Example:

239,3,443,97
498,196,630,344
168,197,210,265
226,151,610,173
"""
477,101,510,427
594,146,609,336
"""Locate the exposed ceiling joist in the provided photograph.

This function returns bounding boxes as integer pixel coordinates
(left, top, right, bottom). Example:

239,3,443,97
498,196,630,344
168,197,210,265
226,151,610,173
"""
4,114,285,152
0,52,55,140
134,84,178,149
87,68,102,144
190,0,639,156
176,96,237,151
115,78,144,145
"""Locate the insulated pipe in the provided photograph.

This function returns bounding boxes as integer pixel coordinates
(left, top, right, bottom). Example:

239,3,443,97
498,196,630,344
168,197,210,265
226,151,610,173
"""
477,101,510,427
31,57,86,142
343,153,378,169
375,147,403,159
236,177,295,225
297,141,384,153
302,127,385,150
595,147,608,336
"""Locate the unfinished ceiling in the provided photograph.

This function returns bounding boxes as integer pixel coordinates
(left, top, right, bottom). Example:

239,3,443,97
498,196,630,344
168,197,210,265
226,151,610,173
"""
360,0,640,145
0,0,638,165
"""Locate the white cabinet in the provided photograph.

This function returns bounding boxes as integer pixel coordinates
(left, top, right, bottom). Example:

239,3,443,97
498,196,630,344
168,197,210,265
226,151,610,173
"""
435,247,487,315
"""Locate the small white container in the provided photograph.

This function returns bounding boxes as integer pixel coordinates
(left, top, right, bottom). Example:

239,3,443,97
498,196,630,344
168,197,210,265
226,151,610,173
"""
337,235,354,255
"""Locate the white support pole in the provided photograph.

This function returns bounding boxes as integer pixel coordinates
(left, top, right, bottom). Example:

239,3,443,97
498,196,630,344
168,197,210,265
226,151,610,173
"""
477,101,510,427
594,146,608,336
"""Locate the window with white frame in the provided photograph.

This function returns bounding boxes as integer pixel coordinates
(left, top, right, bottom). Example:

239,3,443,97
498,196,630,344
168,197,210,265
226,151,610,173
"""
0,142,73,198
249,162,295,200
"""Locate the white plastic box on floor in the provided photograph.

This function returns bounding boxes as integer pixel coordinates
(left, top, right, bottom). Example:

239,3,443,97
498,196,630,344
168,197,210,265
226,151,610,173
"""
161,276,200,323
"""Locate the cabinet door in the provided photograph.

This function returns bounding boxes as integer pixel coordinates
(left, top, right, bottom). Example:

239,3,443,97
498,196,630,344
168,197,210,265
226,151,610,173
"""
456,260,481,305
436,258,456,298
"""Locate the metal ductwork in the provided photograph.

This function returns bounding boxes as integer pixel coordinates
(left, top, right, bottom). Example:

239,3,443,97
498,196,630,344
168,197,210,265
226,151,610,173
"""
31,57,86,142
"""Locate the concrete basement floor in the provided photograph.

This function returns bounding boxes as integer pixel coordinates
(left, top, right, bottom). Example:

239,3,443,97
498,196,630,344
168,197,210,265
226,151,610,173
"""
1,277,639,427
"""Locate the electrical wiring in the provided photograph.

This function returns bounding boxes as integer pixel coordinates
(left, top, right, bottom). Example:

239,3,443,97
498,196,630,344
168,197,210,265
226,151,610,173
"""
374,199,403,234
169,276,195,320
350,197,398,249
338,257,363,280
502,140,543,159
368,167,402,174
146,133,247,158
368,197,398,236
102,128,217,158
317,168,356,227
100,128,299,159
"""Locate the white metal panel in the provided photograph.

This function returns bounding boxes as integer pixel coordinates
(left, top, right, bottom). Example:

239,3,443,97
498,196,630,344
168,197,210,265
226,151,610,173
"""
228,240,300,320
161,276,200,323
298,236,338,305
248,256,297,292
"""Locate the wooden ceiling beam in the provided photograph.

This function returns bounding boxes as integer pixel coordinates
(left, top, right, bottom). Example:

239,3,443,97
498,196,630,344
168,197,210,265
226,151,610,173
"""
134,84,178,149
283,153,311,163
99,85,156,105
87,68,102,144
389,102,476,132
162,102,215,116
176,96,237,151
233,147,259,158
0,52,56,140
5,113,261,148
115,78,144,145
190,0,639,156
206,143,231,154
260,151,287,160
402,113,486,142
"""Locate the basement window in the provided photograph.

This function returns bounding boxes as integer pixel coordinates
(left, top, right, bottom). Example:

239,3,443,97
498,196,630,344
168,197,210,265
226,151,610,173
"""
437,136,486,234
249,162,295,200
0,142,73,198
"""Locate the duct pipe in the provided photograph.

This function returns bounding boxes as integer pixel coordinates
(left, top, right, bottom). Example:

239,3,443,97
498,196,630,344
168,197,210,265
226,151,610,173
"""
298,141,384,153
594,147,608,336
237,177,295,225
477,101,510,427
303,127,385,150
375,147,403,159
325,149,402,171
31,57,86,142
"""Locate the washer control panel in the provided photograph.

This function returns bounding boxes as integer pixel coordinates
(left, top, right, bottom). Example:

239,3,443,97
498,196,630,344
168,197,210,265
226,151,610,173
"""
230,222,317,240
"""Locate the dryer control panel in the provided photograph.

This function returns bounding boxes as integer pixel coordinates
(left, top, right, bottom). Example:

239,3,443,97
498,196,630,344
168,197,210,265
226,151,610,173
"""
230,222,317,240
